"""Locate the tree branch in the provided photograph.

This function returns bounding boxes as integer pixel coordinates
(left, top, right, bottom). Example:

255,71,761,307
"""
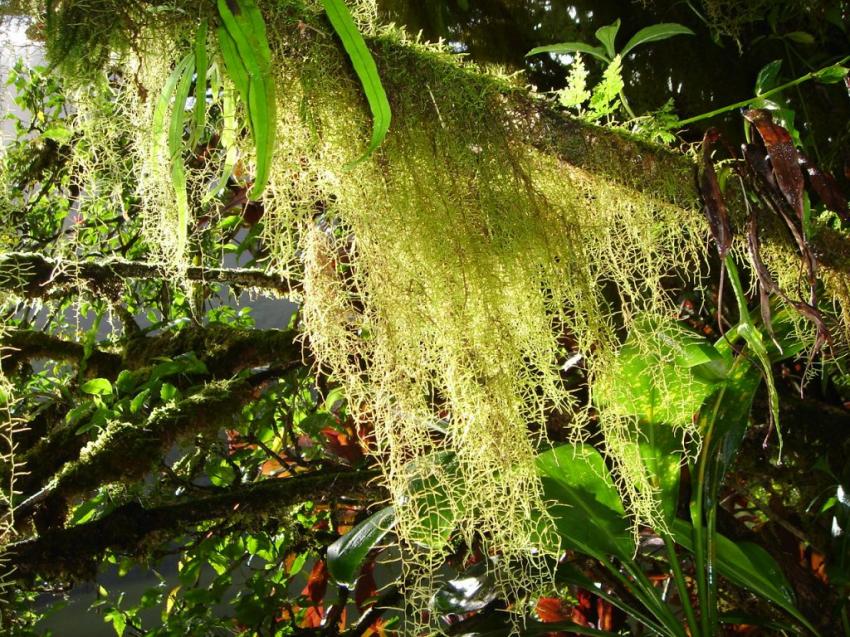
7,469,381,581
0,252,298,300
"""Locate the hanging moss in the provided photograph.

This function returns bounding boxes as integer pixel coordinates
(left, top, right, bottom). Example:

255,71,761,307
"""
11,0,841,628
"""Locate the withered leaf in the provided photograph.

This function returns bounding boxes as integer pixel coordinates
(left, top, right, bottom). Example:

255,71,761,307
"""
698,128,732,259
798,151,850,224
744,109,805,220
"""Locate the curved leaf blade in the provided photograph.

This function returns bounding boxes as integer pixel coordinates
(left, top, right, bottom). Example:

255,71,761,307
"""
671,518,820,635
321,0,392,166
536,444,634,559
527,42,609,63
594,19,621,59
327,506,395,588
620,23,694,58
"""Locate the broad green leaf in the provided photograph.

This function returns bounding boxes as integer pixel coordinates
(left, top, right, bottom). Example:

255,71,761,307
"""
595,315,724,426
327,506,395,588
205,456,236,486
755,59,783,94
637,421,682,526
525,42,609,63
321,0,392,166
594,19,621,59
620,23,694,58
81,378,113,396
671,518,820,635
814,64,850,84
41,126,72,143
536,444,634,559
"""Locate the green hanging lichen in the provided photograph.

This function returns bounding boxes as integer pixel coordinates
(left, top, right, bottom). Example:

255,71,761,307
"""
15,0,842,629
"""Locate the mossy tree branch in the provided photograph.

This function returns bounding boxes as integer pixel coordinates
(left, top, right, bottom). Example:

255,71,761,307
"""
16,369,294,522
7,469,382,582
0,252,297,300
5,325,302,496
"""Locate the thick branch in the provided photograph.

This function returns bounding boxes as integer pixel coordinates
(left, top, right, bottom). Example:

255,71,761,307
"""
0,252,297,299
17,371,289,519
0,329,122,376
8,469,381,581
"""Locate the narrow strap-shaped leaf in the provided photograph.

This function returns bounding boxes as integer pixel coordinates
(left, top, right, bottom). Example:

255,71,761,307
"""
321,0,392,166
189,18,209,148
216,0,276,199
151,53,194,163
169,60,196,261
168,55,196,158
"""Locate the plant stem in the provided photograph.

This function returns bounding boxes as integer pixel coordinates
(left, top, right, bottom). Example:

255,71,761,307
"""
663,534,700,636
677,56,850,127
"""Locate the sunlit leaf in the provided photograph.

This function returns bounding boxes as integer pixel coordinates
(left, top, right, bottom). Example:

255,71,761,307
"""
594,19,621,59
526,42,608,63
620,23,694,58
322,0,392,166
327,506,395,588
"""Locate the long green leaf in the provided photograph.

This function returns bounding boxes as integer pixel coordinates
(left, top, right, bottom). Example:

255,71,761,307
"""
321,0,392,166
620,23,694,58
189,18,209,148
526,42,609,63
216,0,276,199
327,506,395,588
671,518,820,635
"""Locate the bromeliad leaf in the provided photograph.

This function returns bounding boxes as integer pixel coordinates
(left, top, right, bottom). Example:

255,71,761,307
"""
321,0,392,166
620,23,694,58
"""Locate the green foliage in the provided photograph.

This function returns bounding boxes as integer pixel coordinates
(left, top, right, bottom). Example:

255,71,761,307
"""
321,0,392,166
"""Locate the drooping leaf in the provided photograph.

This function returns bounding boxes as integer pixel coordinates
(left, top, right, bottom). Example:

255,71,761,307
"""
321,0,392,166
744,109,805,219
536,444,634,559
594,19,621,59
699,128,732,260
526,41,609,63
189,18,209,148
216,0,276,199
327,506,395,588
620,23,694,58
798,151,850,223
